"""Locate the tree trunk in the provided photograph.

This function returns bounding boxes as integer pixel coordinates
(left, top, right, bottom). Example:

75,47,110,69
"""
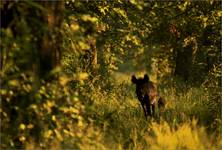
39,1,64,78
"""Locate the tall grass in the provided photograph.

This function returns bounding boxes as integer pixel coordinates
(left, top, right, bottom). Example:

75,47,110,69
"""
23,74,222,149
75,76,222,150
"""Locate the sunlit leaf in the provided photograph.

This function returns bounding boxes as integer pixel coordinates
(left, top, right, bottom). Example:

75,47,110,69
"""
19,136,26,142
54,129,63,141
59,76,70,86
81,14,98,23
8,80,19,87
19,124,26,130
44,130,53,139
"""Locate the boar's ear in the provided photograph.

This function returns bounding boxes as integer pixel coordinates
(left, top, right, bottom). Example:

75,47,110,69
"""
144,74,149,82
131,75,137,84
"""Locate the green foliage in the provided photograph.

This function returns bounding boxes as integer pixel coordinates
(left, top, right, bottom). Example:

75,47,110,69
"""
1,68,84,148
1,0,221,149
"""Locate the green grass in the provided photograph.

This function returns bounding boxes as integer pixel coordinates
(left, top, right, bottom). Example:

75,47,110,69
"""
8,72,221,150
75,75,222,150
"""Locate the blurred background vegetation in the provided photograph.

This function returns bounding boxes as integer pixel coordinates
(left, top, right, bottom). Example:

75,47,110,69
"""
0,0,221,149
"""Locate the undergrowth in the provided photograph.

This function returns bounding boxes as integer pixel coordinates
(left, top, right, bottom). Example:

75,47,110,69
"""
1,72,221,149
74,77,222,150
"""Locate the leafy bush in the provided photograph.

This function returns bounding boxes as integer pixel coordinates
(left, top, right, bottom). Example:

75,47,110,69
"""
0,67,102,149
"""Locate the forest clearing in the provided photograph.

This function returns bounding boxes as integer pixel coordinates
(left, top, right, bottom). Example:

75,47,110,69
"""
1,0,222,149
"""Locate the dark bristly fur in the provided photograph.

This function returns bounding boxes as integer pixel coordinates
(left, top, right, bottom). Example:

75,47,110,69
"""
131,74,165,120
